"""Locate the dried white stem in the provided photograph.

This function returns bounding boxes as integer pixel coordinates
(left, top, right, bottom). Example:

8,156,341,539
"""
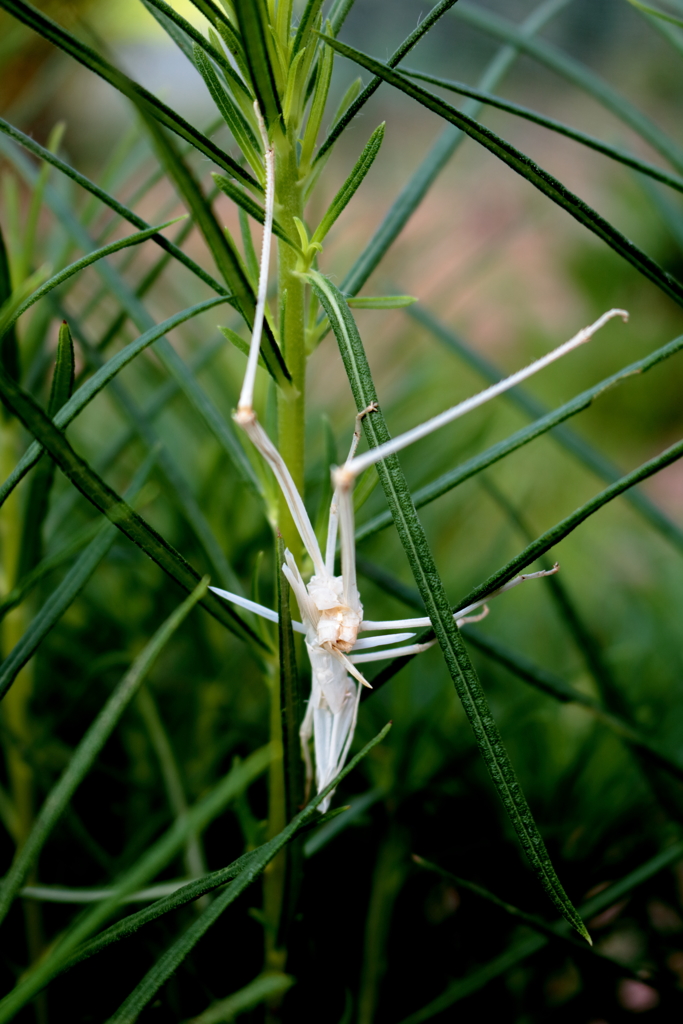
237,415,327,576
343,309,629,480
325,404,378,575
238,102,275,413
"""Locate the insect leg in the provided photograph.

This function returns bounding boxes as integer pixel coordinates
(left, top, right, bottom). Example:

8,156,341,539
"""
342,310,629,481
325,403,378,575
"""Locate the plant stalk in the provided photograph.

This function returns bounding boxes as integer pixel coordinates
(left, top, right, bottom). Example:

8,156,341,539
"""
274,128,306,560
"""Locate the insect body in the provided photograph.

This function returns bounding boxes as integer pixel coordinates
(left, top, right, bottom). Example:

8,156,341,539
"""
215,103,628,812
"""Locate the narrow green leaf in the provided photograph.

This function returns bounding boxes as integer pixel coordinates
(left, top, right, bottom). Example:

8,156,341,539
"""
194,44,263,176
311,123,385,244
143,0,252,103
101,725,391,1024
0,577,210,924
306,269,589,941
347,294,416,309
48,319,76,415
0,0,260,189
16,320,76,577
340,0,569,296
141,0,196,61
232,0,283,127
0,746,274,1023
67,317,242,594
0,219,181,344
212,172,299,251
189,974,295,1024
1,521,102,621
628,0,683,29
6,150,262,500
0,221,18,387
300,22,334,168
412,856,593,950
453,1,683,175
1,299,232,508
356,310,683,552
184,0,253,87
219,323,264,366
58,806,350,974
0,360,264,648
292,0,325,56
0,453,156,704
315,0,461,164
321,36,683,311
458,436,683,613
463,626,683,782
0,117,233,298
238,206,260,285
400,68,683,195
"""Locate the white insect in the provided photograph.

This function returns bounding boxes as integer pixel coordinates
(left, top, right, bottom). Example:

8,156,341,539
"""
212,105,628,811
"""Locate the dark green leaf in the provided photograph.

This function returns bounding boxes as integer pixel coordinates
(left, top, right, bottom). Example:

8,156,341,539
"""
194,45,263,174
315,0,461,164
143,0,251,101
0,747,274,1021
16,320,75,577
0,360,265,652
48,319,75,416
1,454,157,704
0,221,19,388
292,0,325,56
311,123,385,243
59,807,350,974
400,68,683,195
398,841,683,1022
232,0,283,128
0,116,233,298
306,269,589,941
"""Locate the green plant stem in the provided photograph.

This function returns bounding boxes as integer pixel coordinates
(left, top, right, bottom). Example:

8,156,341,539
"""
274,130,306,558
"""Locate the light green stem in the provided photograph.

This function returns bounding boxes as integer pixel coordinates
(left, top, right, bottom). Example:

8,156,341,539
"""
274,129,306,559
